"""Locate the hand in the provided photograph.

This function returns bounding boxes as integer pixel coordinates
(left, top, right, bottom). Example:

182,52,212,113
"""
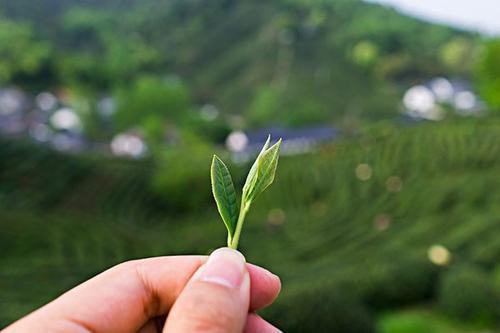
4,248,282,332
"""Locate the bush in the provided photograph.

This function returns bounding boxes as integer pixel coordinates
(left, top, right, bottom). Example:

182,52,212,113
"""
493,265,500,294
267,286,376,333
378,311,440,333
114,75,191,143
476,39,500,110
0,138,89,210
361,258,439,309
438,265,498,325
150,141,214,212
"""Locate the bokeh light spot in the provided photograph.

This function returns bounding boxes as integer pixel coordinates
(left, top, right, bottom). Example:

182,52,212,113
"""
35,92,57,111
50,108,81,132
111,133,147,158
386,176,403,192
355,163,372,181
267,208,286,226
310,201,328,218
374,214,391,231
226,131,248,153
428,244,451,266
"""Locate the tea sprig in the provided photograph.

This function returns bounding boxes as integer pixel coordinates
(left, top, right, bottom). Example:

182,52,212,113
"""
211,136,282,249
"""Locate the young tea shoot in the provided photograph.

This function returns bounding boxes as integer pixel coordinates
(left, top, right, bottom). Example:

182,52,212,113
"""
211,136,282,250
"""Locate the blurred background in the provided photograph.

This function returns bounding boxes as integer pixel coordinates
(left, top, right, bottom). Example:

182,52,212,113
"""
0,0,499,332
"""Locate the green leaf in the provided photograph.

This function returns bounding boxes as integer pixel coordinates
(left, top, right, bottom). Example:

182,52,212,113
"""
243,138,282,205
211,155,239,239
242,135,270,198
210,136,281,250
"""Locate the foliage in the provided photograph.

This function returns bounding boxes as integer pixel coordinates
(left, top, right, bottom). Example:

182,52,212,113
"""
114,76,191,143
439,36,478,75
211,137,281,248
361,258,439,309
438,265,498,325
247,86,282,127
267,286,376,333
475,39,500,110
0,16,51,83
0,138,89,210
2,118,500,330
151,137,213,212
0,0,478,124
211,155,239,241
351,40,380,68
378,309,488,333
58,7,161,90
2,116,500,331
494,265,500,295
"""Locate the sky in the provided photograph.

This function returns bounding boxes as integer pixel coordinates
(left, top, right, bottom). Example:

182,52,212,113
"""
368,0,500,36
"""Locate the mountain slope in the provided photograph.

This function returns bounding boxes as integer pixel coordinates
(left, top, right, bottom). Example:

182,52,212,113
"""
0,0,477,125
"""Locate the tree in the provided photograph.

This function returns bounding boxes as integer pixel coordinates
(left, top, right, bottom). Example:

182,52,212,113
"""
58,8,160,90
114,76,191,143
0,16,51,83
248,86,281,127
476,39,500,110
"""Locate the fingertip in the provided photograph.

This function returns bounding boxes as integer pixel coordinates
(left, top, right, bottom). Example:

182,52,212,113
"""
246,264,281,310
164,249,251,332
196,248,247,289
211,247,246,262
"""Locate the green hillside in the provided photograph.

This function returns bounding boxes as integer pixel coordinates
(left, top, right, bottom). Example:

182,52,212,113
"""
2,117,499,331
0,0,478,125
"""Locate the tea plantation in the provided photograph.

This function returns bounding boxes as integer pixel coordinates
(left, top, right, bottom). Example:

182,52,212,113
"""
1,118,500,332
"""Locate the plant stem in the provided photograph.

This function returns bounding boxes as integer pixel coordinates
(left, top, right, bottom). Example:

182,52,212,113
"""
229,202,249,249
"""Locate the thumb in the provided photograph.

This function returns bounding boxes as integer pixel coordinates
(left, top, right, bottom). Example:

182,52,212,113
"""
164,248,250,333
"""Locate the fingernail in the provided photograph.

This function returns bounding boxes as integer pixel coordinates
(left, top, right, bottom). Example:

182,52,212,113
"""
196,248,246,288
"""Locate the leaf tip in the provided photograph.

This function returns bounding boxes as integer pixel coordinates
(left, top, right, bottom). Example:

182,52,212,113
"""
266,137,282,153
212,154,224,164
263,135,271,150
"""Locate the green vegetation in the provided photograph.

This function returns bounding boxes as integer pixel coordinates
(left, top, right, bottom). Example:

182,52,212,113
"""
438,265,498,325
211,137,281,249
476,39,500,111
1,118,500,331
115,76,191,143
0,0,480,125
378,309,492,333
0,15,51,84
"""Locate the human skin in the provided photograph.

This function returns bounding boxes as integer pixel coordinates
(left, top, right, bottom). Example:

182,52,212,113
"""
4,248,281,333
